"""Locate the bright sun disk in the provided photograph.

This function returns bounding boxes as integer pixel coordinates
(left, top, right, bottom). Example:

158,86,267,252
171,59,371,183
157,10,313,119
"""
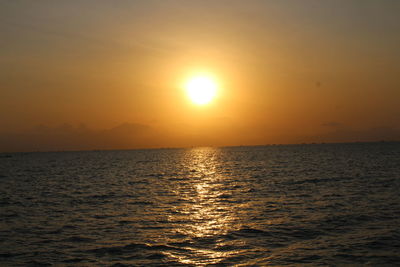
185,76,217,105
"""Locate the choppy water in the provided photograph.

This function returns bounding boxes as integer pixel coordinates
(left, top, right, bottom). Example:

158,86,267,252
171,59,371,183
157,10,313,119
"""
1,142,400,266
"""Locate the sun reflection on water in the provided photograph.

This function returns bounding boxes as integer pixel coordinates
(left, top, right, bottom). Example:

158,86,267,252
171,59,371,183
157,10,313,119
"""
165,147,244,265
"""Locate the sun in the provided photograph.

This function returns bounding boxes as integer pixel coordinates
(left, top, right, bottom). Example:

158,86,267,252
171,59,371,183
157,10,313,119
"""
185,76,217,105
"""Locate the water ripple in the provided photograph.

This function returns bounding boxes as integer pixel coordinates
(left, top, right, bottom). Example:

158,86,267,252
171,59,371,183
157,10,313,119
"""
0,143,399,265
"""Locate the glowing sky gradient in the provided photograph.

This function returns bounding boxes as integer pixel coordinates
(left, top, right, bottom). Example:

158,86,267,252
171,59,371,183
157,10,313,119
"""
1,0,399,152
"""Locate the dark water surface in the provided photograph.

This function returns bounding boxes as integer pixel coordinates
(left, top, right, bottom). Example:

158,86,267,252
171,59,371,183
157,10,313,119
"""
1,143,400,266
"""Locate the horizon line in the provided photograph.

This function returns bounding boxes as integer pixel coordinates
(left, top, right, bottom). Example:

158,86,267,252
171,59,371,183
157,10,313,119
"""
1,140,399,154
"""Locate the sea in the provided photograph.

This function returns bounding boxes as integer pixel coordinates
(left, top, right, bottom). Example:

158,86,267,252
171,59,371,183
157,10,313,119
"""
1,142,400,266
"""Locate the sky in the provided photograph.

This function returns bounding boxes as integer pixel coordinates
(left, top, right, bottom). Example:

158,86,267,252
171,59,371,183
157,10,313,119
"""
1,0,400,152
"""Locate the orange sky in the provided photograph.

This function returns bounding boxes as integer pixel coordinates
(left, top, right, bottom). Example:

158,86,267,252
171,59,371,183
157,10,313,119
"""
1,1,400,152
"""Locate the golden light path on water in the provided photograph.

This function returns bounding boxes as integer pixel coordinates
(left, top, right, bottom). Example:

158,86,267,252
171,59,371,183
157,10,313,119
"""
164,148,247,265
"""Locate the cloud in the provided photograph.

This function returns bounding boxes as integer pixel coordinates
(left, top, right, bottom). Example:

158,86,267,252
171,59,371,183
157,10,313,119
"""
1,122,399,153
321,121,343,127
314,126,400,143
0,123,158,152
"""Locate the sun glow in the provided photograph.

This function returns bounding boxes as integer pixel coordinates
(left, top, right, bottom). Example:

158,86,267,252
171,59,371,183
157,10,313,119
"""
185,76,217,105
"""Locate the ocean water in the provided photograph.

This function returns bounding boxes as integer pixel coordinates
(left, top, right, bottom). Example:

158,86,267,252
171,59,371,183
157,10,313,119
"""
1,142,400,266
